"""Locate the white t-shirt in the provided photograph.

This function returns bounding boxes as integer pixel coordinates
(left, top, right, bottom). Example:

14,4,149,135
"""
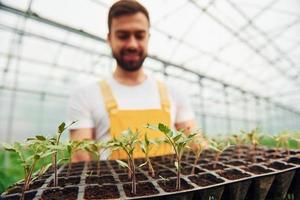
67,75,195,142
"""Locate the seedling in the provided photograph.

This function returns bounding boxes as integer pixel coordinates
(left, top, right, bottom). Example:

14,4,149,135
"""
189,134,208,175
209,138,230,169
66,140,84,174
110,129,140,195
47,121,76,187
147,123,197,190
274,132,291,156
84,140,107,176
230,134,245,159
140,133,156,177
3,139,52,200
243,127,261,163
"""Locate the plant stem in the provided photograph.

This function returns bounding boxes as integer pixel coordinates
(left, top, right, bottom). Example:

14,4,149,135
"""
191,155,199,175
68,151,72,177
147,157,155,177
52,153,58,187
127,159,132,179
131,158,136,195
21,159,37,200
97,156,100,176
176,156,181,191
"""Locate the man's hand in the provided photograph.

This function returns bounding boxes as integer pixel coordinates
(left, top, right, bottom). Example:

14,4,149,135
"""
175,119,207,152
175,119,197,134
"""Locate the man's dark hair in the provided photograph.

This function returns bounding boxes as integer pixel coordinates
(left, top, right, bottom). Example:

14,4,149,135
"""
108,0,150,32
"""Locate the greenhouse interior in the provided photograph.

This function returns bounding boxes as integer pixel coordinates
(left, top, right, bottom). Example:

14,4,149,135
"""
0,0,300,199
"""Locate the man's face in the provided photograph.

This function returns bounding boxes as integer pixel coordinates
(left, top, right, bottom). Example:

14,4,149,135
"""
108,12,149,72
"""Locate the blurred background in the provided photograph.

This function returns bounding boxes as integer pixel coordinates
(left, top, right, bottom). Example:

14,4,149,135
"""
0,0,300,190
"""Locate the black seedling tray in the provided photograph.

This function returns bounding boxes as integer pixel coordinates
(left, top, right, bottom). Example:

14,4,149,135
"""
1,147,300,200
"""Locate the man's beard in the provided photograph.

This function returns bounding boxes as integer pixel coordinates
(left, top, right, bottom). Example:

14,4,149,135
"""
112,48,146,72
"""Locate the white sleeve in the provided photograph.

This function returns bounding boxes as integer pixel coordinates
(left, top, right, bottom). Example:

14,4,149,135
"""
169,86,195,123
66,88,95,129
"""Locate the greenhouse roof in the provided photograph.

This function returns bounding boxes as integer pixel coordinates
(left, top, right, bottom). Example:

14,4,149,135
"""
1,0,300,113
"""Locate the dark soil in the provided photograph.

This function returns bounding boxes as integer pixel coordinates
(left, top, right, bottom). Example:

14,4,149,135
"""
219,157,230,161
39,174,52,179
123,182,159,197
113,168,127,174
266,149,276,153
181,166,205,175
217,169,251,180
88,161,108,167
267,161,294,170
225,160,247,166
231,155,246,159
134,158,146,165
62,166,83,172
1,191,37,200
287,157,300,165
6,180,45,195
196,159,209,164
84,185,120,199
70,161,85,166
201,155,215,160
158,178,193,192
189,173,224,186
84,170,111,176
163,162,189,169
202,163,226,170
41,187,78,200
289,150,300,155
245,156,266,163
153,169,176,179
118,173,148,182
58,170,82,177
85,175,116,184
265,153,283,159
220,152,232,157
111,164,125,170
242,165,273,174
48,177,80,187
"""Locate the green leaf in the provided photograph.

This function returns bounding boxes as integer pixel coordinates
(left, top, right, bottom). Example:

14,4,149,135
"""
2,143,16,152
158,123,171,134
141,142,146,153
173,133,182,142
36,135,46,141
116,160,129,169
145,133,150,146
34,154,40,160
146,124,159,131
67,145,72,154
58,122,66,133
40,150,56,158
57,158,68,165
139,162,147,168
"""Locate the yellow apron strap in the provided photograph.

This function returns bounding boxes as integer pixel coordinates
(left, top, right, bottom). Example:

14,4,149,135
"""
157,80,170,112
99,80,118,114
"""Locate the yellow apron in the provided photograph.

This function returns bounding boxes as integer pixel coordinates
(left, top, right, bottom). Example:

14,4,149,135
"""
99,80,172,160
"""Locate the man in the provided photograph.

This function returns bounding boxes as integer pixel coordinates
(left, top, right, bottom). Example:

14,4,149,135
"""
67,0,197,162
